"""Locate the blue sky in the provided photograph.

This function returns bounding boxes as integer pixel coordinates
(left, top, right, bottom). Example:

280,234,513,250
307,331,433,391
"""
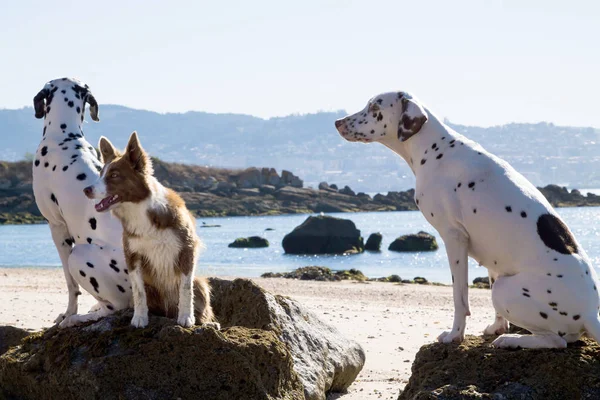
2,0,599,127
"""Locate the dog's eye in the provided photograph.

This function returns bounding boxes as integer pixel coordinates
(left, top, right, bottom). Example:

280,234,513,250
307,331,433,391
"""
110,172,119,178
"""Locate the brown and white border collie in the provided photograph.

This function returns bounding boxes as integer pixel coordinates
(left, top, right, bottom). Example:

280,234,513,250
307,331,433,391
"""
84,132,217,329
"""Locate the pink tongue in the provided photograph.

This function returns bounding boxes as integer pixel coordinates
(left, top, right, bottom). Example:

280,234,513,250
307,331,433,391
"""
95,197,113,212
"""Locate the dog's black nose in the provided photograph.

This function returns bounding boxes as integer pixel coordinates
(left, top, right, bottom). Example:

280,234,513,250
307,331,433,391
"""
335,119,345,129
83,186,93,198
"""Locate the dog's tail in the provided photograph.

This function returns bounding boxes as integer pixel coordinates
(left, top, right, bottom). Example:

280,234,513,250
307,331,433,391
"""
584,315,600,343
193,277,217,324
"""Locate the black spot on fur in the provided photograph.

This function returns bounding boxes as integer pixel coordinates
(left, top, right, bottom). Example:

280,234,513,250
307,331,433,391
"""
557,274,563,278
540,312,548,319
89,218,97,230
41,146,48,156
430,213,434,217
63,166,68,171
87,237,92,244
559,311,567,316
558,331,565,337
65,238,74,246
421,159,426,165
523,288,529,292
52,165,56,171
117,285,126,293
109,263,120,273
77,173,87,181
547,289,552,294
86,262,94,268
523,293,531,298
473,208,477,214
505,206,512,212
436,153,443,159
68,101,74,107
521,211,527,218
468,182,475,188
124,269,129,275
106,304,114,311
50,193,58,204
537,213,579,255
79,270,86,277
90,277,99,293
60,123,67,130
549,302,557,307
573,315,581,321
34,160,40,167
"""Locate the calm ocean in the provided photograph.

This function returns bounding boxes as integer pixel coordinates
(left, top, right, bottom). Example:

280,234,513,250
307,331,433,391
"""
2,208,600,284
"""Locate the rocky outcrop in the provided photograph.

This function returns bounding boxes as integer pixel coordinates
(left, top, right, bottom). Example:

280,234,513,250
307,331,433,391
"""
0,278,365,400
228,236,269,248
389,231,438,252
365,233,383,251
398,335,600,400
472,276,491,289
261,266,367,282
282,215,365,255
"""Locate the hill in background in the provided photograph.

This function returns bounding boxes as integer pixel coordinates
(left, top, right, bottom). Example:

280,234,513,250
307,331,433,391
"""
2,106,600,192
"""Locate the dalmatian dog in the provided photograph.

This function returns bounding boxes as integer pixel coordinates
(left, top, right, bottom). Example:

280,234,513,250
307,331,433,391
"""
32,77,131,328
335,91,600,348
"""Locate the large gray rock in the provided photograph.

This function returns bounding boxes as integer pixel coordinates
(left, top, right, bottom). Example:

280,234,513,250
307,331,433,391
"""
0,278,364,400
282,215,365,255
399,335,600,400
365,233,383,251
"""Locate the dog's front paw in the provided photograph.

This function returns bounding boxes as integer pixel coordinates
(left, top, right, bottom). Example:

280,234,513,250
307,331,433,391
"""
131,313,149,328
177,314,195,328
437,330,465,344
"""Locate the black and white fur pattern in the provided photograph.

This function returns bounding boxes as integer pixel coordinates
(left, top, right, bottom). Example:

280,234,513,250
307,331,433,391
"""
335,91,600,349
32,77,131,328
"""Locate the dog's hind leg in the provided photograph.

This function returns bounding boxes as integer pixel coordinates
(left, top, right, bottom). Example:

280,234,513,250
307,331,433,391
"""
437,229,470,343
490,274,568,349
58,243,131,328
49,222,79,324
584,316,600,344
483,270,509,335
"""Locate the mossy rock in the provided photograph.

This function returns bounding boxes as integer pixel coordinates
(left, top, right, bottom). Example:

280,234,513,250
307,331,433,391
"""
0,278,365,400
365,232,383,251
228,236,269,248
398,335,600,400
0,313,302,400
388,231,438,252
0,325,30,355
261,267,367,282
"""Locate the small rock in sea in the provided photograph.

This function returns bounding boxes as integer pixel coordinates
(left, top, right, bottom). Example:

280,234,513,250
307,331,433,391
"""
365,233,383,251
228,236,269,248
388,231,438,252
261,266,367,282
413,277,428,285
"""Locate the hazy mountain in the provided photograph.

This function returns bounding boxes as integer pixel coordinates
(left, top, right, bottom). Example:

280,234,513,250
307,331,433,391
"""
2,106,600,193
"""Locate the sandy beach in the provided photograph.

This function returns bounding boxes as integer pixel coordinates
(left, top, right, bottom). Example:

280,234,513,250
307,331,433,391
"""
0,267,496,399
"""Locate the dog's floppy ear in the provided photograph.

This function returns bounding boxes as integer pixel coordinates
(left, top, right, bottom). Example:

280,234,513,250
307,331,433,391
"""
397,93,428,142
33,88,49,119
86,92,100,122
98,136,119,164
125,131,152,174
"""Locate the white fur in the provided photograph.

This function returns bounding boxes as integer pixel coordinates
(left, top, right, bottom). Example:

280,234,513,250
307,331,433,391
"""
32,78,131,328
336,91,600,349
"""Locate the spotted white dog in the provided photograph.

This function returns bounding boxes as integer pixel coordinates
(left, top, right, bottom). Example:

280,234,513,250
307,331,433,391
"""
335,91,600,348
32,77,131,328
